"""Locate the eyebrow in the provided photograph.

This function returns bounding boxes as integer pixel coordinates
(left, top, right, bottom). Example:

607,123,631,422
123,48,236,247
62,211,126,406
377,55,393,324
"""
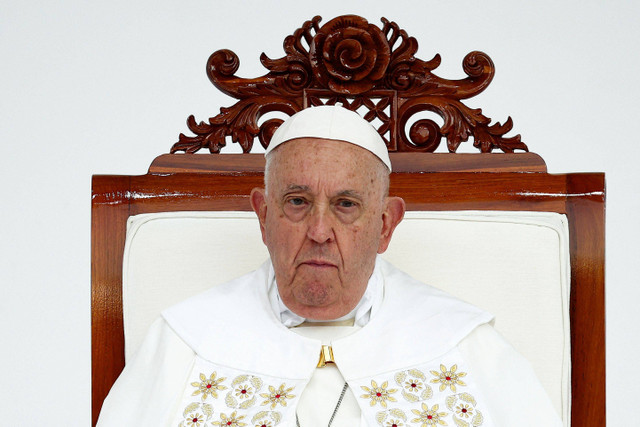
336,189,364,200
285,185,310,193
282,186,363,200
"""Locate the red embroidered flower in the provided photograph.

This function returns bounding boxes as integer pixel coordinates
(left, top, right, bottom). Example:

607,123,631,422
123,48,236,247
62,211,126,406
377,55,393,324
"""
411,403,448,426
212,410,246,427
234,383,254,400
403,378,424,393
430,364,467,392
191,371,228,400
456,403,473,418
360,379,398,408
259,383,295,409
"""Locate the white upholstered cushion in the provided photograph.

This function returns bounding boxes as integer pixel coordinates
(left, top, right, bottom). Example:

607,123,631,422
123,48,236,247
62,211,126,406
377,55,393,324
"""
122,210,570,422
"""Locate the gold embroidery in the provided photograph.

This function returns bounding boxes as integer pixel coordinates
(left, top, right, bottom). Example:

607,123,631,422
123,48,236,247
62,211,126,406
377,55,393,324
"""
455,404,473,419
235,384,254,399
375,408,408,426
191,371,228,400
411,403,448,426
179,369,292,427
225,375,263,409
403,378,425,393
251,410,282,426
446,393,483,426
179,402,214,427
360,380,398,408
430,364,467,392
182,413,205,427
212,410,247,426
259,383,296,409
394,369,433,402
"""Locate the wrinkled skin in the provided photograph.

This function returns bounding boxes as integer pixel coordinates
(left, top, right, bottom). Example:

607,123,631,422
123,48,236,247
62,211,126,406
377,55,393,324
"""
250,138,405,320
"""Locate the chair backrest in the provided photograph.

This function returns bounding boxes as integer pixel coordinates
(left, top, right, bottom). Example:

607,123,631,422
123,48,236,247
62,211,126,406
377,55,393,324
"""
121,210,571,419
91,14,605,426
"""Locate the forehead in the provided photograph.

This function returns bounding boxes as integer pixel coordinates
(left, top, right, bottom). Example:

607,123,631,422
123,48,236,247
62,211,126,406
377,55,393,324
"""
267,138,382,188
274,137,376,160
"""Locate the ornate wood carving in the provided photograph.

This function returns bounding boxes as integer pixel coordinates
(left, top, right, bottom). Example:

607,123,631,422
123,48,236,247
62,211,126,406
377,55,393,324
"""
171,15,526,155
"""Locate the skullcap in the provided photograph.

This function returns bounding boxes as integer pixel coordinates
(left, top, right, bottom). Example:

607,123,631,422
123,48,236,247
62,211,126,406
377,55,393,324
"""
265,105,391,171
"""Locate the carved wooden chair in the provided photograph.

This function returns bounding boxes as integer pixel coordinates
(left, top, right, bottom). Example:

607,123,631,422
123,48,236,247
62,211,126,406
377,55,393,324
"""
91,15,605,426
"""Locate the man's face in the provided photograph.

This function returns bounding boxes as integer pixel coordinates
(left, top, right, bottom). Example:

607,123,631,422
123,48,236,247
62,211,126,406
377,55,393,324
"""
251,138,404,320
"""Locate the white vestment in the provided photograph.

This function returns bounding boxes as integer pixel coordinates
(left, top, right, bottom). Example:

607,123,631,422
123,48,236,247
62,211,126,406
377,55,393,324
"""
97,259,562,427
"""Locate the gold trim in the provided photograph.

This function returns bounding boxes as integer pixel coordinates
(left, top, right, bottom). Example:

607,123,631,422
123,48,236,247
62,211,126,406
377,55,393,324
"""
317,345,335,368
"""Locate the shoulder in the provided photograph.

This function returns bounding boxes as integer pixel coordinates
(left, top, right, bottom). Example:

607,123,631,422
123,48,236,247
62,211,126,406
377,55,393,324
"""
458,324,563,426
333,260,494,378
378,258,492,327
160,260,275,352
98,318,196,425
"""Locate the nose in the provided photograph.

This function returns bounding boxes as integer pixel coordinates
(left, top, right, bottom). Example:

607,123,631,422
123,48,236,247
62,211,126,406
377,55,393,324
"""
306,206,335,244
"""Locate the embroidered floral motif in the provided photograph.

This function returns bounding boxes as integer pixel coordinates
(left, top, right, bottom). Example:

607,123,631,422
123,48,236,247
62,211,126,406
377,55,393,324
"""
455,404,473,418
191,372,228,400
225,375,263,409
183,413,205,427
251,410,282,426
375,408,408,426
361,380,399,408
405,378,424,392
179,402,214,427
176,357,485,426
430,364,467,392
176,364,295,427
259,383,295,409
394,369,433,402
235,384,254,399
212,410,247,426
411,403,448,426
445,393,483,426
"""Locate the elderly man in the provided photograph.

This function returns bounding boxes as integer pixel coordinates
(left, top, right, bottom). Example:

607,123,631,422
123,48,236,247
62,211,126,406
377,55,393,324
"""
97,106,561,426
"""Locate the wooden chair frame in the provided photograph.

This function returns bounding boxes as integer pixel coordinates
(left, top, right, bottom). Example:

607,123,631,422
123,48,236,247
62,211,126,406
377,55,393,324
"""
91,15,605,425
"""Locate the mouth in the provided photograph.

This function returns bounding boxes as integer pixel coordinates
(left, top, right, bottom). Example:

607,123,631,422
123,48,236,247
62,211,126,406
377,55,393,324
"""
299,259,337,269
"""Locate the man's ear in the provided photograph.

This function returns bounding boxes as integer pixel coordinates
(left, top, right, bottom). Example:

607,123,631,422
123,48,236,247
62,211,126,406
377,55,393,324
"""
250,187,268,244
377,196,406,254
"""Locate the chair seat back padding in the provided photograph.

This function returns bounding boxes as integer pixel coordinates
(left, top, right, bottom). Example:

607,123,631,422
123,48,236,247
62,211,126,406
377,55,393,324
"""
122,210,570,420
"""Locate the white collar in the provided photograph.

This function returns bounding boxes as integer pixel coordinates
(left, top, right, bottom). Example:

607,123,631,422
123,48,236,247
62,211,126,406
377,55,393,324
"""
267,257,384,328
163,258,493,379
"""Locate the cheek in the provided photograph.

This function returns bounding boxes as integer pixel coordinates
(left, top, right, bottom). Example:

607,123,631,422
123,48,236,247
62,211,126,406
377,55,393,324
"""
352,217,383,254
343,223,379,266
264,215,303,258
263,215,283,253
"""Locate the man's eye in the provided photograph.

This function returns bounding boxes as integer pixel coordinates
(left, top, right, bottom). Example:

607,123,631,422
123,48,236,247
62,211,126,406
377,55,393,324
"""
288,197,305,206
337,200,356,208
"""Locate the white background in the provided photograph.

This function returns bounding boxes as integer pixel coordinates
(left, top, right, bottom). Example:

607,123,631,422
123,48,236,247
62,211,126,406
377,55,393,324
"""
1,0,638,424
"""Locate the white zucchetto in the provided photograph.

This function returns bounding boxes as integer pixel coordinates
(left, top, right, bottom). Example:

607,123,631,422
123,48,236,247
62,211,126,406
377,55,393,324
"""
265,105,392,171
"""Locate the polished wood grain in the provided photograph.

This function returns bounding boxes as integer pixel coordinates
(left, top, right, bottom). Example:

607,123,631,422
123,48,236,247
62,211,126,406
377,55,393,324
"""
91,176,129,426
92,170,605,425
149,152,548,174
565,174,606,423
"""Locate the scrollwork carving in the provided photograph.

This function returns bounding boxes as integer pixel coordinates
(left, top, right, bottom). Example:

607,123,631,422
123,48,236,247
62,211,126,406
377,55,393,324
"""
310,15,390,95
171,15,526,154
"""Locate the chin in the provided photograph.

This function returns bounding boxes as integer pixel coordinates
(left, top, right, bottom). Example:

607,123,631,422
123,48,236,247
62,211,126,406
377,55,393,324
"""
294,281,335,308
